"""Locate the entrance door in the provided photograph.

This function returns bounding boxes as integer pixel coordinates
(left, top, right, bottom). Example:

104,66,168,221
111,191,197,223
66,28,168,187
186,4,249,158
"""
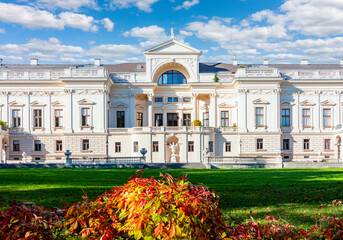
167,113,178,126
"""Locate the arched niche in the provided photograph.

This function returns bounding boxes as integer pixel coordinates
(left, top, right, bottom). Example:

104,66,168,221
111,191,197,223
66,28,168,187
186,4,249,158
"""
152,62,191,84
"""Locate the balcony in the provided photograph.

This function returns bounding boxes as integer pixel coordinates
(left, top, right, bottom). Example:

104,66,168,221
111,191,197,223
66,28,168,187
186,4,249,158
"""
108,126,236,134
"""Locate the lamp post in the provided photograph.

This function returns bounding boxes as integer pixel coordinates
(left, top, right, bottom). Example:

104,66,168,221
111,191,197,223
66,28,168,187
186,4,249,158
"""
4,141,7,164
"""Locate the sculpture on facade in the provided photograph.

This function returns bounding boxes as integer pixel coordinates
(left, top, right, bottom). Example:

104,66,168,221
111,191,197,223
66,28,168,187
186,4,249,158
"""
169,142,178,162
22,152,27,163
2,149,6,164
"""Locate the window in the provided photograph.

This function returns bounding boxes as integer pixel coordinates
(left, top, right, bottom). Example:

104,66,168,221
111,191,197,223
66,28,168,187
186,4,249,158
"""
12,110,21,128
323,109,331,126
13,140,20,152
136,112,143,127
221,111,229,127
183,114,191,126
167,113,178,126
167,97,178,102
82,139,89,151
81,108,90,126
324,139,331,150
209,141,213,152
256,108,264,126
225,142,231,152
155,97,163,102
155,114,163,126
303,139,310,150
117,111,125,128
281,109,290,127
257,138,263,150
183,97,191,102
115,142,121,152
56,140,63,151
153,141,159,152
133,141,139,152
158,70,187,85
302,109,311,127
55,109,63,127
33,109,42,127
34,140,42,151
203,112,209,127
283,139,290,150
188,141,194,152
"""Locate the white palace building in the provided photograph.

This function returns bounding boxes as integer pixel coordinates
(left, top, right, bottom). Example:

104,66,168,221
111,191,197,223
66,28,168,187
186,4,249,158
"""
1,38,343,163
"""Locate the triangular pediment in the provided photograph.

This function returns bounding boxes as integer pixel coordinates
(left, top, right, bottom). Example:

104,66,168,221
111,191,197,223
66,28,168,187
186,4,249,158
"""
281,101,295,106
112,102,128,108
218,102,237,108
252,98,269,104
321,100,336,106
135,104,146,110
8,101,25,107
30,100,46,107
51,101,64,107
144,39,202,55
78,99,95,105
300,100,316,106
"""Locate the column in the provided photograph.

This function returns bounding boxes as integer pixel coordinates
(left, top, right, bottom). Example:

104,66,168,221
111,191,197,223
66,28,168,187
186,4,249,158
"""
64,89,73,133
315,91,321,131
237,89,248,132
192,93,198,122
209,93,216,127
129,93,136,127
46,91,52,134
335,90,341,126
148,93,153,127
24,91,30,133
274,88,281,132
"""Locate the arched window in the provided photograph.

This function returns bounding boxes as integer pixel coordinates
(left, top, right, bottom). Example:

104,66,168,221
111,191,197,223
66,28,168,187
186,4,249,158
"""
158,71,187,85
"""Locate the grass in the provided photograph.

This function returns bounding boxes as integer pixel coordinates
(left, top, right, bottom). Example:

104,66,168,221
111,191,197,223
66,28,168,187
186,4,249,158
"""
1,168,343,229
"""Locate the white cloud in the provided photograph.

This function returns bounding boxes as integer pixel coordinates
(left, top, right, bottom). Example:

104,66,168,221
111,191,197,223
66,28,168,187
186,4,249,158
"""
179,30,193,36
88,40,96,45
0,28,5,33
123,25,167,39
175,0,199,10
109,0,159,12
101,18,114,32
33,0,98,11
0,2,102,32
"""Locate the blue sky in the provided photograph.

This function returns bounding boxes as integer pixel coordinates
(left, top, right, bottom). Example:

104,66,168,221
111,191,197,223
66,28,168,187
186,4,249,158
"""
0,0,343,64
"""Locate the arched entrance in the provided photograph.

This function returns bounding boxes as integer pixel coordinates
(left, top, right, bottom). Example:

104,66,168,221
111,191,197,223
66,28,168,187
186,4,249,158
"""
166,136,180,163
336,136,342,162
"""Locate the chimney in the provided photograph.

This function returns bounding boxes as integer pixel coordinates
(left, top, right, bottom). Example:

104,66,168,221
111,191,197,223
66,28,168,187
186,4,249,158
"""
233,59,238,66
263,59,269,65
301,59,309,65
340,59,343,66
30,58,38,66
94,58,101,66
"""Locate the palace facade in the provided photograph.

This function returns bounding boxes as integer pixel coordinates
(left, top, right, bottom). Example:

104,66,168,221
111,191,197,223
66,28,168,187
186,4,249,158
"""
1,39,343,163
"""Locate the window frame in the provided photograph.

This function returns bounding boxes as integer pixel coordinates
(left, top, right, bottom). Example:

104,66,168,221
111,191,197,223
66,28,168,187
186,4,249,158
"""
183,113,191,127
133,141,139,152
324,139,331,150
188,141,194,152
209,141,213,152
255,107,264,127
225,141,231,152
155,113,163,126
282,139,290,150
152,141,159,152
302,108,311,127
203,112,209,127
158,70,187,85
281,108,291,127
34,140,42,152
56,140,63,152
256,138,263,150
136,112,143,127
12,109,21,128
323,108,331,127
221,111,229,127
81,108,91,127
13,140,20,152
303,139,310,150
82,139,90,151
54,109,63,128
115,142,121,153
117,111,125,128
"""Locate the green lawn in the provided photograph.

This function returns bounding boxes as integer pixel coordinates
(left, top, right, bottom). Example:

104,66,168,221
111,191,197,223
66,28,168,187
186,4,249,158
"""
1,168,343,230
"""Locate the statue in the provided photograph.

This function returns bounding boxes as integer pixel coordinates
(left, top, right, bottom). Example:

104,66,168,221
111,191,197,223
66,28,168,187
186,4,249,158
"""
169,142,178,162
2,149,6,164
171,28,174,39
22,152,27,163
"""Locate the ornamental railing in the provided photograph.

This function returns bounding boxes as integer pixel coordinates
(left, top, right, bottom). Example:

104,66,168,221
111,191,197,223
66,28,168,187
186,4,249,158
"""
69,156,145,165
207,156,275,164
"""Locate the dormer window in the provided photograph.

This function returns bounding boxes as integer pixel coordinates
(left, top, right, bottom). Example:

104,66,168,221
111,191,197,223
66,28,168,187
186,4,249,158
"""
158,71,187,85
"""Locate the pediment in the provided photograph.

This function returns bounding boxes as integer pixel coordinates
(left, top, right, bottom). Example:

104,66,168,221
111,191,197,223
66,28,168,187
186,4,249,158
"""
201,104,209,110
144,39,202,55
30,100,46,107
281,101,295,106
162,103,192,110
112,102,128,108
252,98,269,104
218,102,237,108
135,104,146,110
300,100,316,106
51,101,64,107
321,100,336,106
8,101,25,107
78,99,95,105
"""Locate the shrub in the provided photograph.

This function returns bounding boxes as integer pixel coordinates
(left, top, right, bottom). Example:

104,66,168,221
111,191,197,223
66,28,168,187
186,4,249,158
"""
213,73,219,82
63,171,227,239
193,119,202,126
0,120,7,128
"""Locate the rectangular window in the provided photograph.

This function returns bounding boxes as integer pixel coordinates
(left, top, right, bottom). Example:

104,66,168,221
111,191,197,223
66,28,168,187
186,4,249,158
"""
188,141,194,152
209,141,213,152
303,139,310,150
256,108,264,126
323,109,331,126
12,109,21,128
55,109,63,127
173,97,178,102
153,141,159,152
183,97,191,102
81,108,90,126
13,140,20,152
136,112,143,127
167,113,178,126
168,97,173,102
283,139,290,150
203,112,209,127
281,109,290,127
82,139,89,151
133,141,139,152
324,139,331,150
225,141,231,152
34,140,42,151
183,114,191,126
154,97,163,102
257,138,263,150
117,111,125,128
221,111,229,127
33,109,42,127
302,109,311,127
56,140,63,151
115,142,121,152
155,113,163,126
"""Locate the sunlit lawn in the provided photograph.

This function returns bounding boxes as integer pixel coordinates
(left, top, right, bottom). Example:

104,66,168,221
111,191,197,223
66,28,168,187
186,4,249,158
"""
1,168,343,229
